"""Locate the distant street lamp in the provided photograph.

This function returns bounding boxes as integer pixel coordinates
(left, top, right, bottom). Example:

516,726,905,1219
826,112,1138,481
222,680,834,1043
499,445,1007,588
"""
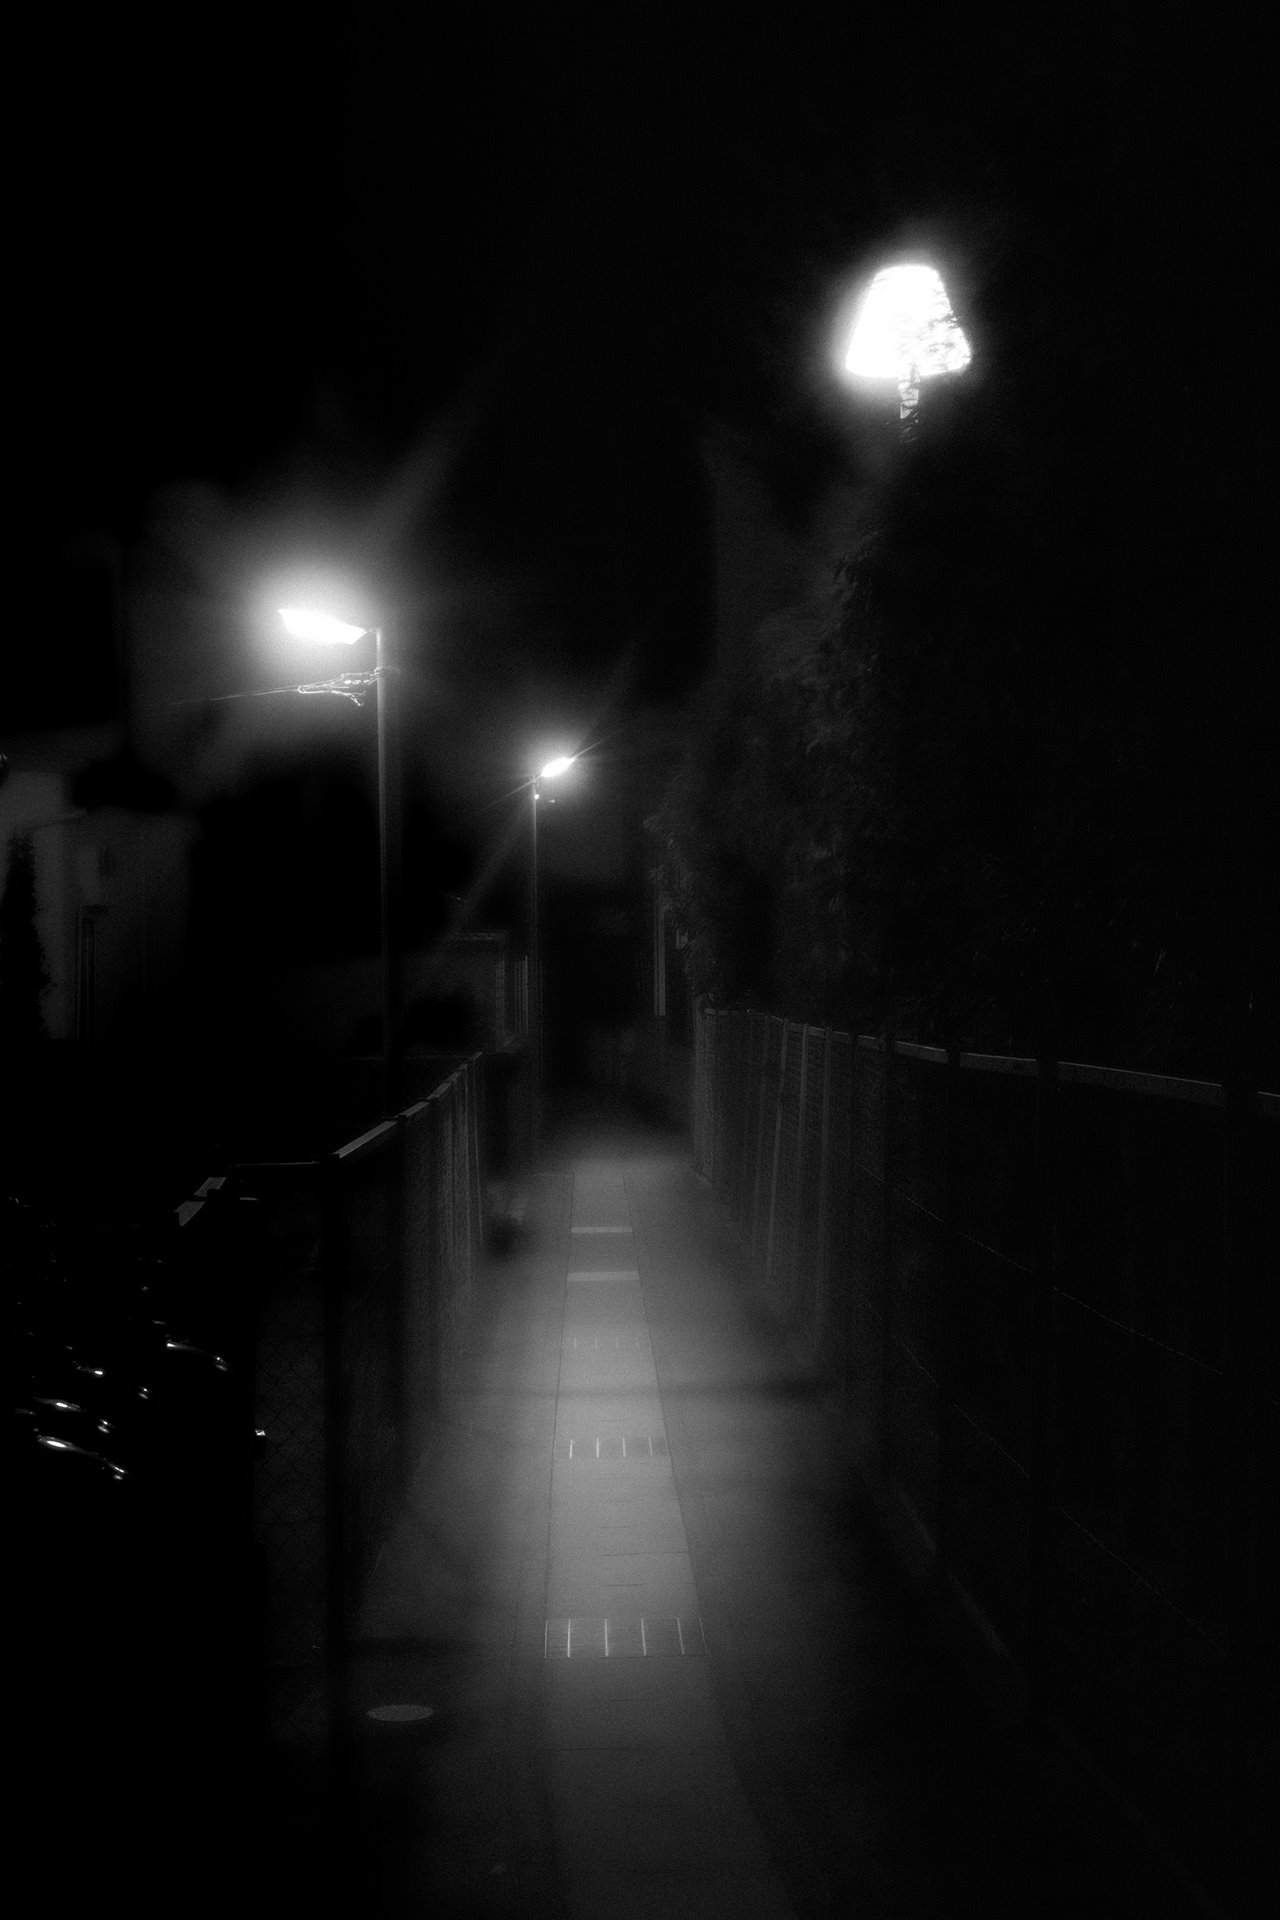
278,606,403,1114
528,754,576,1139
840,261,972,439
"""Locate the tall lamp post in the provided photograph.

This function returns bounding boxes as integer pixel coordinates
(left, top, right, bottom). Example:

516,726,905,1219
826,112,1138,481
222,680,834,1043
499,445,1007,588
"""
278,607,403,1115
528,754,576,1145
840,260,972,440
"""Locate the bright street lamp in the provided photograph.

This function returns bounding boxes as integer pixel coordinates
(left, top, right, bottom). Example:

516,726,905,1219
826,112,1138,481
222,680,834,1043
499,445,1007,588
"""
278,606,403,1114
278,608,368,646
528,753,577,1140
840,261,971,437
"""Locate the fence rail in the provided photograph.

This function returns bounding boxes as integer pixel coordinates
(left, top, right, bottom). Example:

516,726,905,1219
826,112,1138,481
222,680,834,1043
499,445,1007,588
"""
694,1007,1274,1920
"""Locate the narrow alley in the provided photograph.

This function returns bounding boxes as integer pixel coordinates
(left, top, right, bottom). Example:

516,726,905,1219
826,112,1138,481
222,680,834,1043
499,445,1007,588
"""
282,1093,1202,1920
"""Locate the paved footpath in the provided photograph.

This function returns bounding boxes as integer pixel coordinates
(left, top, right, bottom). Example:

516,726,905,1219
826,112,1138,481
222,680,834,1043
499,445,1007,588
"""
329,1095,1200,1920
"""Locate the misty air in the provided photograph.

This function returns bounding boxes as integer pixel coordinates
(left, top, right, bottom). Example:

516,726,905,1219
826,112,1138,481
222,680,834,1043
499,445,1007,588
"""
4,11,1270,1920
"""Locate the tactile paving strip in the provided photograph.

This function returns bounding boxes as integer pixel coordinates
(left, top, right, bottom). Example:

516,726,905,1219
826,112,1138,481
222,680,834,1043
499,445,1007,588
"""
558,1435,669,1460
543,1616,707,1657
567,1270,641,1283
564,1335,650,1351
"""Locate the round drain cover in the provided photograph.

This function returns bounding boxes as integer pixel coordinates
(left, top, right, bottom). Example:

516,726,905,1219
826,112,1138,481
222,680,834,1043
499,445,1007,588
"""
366,1703,434,1723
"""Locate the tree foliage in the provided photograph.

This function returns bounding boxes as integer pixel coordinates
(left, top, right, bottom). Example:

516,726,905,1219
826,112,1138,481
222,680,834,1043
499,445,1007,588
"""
650,359,1276,1080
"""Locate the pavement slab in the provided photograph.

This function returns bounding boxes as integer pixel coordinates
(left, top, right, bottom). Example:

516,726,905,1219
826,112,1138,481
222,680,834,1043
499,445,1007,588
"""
334,1092,1203,1920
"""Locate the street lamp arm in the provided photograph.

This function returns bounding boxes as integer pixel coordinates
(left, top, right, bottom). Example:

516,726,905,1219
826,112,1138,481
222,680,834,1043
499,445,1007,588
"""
171,672,379,706
297,670,381,703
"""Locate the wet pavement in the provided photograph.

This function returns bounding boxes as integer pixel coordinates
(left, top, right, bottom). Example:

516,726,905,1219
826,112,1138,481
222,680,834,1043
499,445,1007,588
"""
300,1091,1205,1919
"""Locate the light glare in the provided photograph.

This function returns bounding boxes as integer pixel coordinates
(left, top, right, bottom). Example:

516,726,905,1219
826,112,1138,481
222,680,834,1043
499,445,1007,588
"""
843,264,971,383
279,607,368,645
540,755,576,780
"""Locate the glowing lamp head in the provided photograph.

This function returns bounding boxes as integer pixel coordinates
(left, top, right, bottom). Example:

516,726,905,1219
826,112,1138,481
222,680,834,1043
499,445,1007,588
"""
539,755,576,780
279,607,368,645
842,263,971,384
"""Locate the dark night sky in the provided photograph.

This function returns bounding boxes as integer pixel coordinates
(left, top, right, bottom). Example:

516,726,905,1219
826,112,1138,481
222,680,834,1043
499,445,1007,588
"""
9,8,1255,870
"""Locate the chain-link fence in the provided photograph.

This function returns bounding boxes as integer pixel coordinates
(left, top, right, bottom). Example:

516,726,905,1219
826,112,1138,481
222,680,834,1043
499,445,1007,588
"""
694,1007,1275,1919
229,1055,486,1768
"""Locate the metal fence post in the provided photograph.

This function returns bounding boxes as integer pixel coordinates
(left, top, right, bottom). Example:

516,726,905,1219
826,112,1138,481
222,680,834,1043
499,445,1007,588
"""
836,1032,855,1400
1026,1053,1059,1728
936,1047,960,1587
319,1150,354,1833
705,1010,716,1189
447,1080,460,1315
742,1017,755,1239
453,1075,463,1333
476,1056,486,1256
710,1012,721,1189
390,1110,411,1491
1222,1074,1265,1916
460,1064,474,1283
399,1103,428,1475
752,1013,771,1267
698,1007,709,1184
700,1006,710,1181
722,1015,733,1209
709,1012,720,1190
692,1007,702,1173
745,1015,760,1240
424,1099,443,1419
734,1014,750,1227
741,1013,756,1232
729,1013,752,1221
880,1036,896,1485
765,1021,790,1302
694,1006,706,1177
816,1028,834,1366
793,1024,811,1333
